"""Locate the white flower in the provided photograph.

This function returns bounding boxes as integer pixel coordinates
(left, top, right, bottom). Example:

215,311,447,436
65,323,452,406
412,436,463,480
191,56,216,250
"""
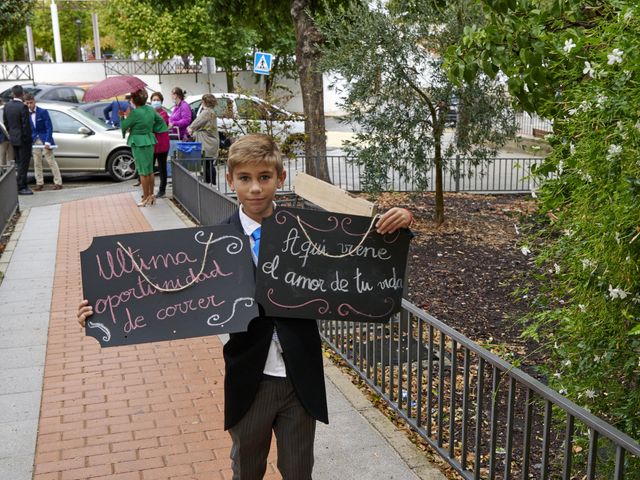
608,284,630,300
553,372,562,379
581,258,595,269
596,94,608,108
554,263,561,274
521,246,531,255
558,159,564,175
632,294,640,304
563,229,574,237
583,61,595,77
530,188,537,198
578,304,586,312
570,143,576,155
563,360,572,367
563,39,576,53
607,48,624,65
559,388,568,395
585,389,596,399
606,144,622,160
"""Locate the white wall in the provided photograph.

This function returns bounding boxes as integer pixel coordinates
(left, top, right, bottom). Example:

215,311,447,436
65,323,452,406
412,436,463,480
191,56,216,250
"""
0,61,348,116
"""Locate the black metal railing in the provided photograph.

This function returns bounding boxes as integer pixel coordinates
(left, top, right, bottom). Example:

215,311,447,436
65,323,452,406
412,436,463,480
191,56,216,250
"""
0,63,33,81
208,155,545,195
171,159,237,226
319,302,640,479
0,164,18,235
104,59,203,77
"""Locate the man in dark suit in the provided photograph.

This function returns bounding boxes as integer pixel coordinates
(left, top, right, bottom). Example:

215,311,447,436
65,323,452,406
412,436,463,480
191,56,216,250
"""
2,85,33,195
25,93,62,190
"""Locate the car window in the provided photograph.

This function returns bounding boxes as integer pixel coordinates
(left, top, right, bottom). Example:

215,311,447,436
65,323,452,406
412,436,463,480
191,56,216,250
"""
213,98,233,118
43,88,80,103
190,100,202,120
236,98,268,120
49,110,85,133
71,88,85,102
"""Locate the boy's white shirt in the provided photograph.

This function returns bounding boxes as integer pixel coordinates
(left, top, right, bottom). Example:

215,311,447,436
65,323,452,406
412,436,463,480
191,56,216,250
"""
238,204,287,377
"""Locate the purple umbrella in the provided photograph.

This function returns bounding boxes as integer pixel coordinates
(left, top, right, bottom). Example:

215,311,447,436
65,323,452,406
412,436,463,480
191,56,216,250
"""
82,75,147,102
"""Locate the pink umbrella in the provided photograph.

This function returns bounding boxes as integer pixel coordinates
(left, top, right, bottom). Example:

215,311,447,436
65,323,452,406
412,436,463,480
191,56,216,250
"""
82,75,147,102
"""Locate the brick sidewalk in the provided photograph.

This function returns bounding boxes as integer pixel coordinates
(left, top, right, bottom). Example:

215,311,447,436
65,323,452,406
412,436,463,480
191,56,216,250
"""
33,194,279,480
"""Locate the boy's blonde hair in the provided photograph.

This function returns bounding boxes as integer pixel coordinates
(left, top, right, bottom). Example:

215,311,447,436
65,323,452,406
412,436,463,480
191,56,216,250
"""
228,134,283,176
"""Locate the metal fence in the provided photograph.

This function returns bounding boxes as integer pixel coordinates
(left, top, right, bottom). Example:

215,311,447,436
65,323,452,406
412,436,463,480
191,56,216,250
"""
320,302,640,479
193,155,545,195
171,157,640,479
103,59,203,77
0,63,33,81
515,112,553,138
170,159,237,226
0,164,18,236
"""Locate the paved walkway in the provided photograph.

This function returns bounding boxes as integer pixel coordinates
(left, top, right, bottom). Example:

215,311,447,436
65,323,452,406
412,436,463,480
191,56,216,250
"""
0,189,445,480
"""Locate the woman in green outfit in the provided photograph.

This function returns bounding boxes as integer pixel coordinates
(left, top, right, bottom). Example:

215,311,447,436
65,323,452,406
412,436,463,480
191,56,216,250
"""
119,89,168,206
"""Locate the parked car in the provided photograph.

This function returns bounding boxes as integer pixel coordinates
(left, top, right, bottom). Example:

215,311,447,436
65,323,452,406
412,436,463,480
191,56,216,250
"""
0,83,85,104
185,93,304,148
0,102,135,181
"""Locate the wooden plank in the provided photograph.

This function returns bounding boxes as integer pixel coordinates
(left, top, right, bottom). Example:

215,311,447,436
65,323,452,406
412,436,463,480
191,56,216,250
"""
293,172,376,217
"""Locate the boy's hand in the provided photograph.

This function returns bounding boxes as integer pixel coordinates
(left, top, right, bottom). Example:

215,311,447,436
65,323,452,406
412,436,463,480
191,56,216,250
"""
78,299,93,328
375,207,413,234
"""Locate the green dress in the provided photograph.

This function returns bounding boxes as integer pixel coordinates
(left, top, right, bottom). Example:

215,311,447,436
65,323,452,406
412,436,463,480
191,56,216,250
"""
120,105,168,176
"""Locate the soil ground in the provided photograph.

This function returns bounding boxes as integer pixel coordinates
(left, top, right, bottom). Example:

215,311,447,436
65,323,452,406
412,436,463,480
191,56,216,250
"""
373,192,541,367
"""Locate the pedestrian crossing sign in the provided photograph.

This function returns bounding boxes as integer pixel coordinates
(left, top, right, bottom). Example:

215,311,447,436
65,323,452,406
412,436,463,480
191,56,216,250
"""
253,52,272,75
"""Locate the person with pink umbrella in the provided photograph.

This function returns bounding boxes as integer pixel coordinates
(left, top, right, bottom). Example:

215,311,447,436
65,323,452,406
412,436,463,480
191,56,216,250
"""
119,89,168,206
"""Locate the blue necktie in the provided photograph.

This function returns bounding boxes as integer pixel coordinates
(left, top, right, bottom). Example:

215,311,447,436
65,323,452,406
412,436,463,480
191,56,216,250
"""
251,227,261,260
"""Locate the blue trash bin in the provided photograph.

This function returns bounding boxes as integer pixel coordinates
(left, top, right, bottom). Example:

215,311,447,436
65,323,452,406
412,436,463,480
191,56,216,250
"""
176,142,202,173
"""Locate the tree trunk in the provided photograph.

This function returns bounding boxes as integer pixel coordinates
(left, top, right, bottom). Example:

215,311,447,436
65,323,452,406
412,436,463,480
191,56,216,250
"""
290,0,330,182
225,68,235,93
434,130,445,226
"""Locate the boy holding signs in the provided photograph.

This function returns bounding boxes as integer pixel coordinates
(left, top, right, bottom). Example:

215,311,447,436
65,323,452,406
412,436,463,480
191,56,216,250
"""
78,133,413,479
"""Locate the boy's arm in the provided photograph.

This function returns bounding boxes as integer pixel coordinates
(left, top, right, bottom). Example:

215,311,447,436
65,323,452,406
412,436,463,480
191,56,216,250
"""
375,207,413,234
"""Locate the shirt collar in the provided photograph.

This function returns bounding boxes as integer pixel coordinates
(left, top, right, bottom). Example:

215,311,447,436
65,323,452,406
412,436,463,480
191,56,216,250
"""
238,202,276,236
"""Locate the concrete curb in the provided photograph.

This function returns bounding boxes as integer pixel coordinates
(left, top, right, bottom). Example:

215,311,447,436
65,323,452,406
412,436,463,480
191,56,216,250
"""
323,359,446,480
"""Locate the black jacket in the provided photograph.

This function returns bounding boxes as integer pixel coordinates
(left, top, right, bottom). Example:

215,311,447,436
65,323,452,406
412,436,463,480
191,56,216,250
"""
3,99,32,147
222,211,328,430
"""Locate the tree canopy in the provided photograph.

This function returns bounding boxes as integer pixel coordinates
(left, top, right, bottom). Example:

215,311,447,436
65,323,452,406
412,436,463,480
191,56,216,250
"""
317,0,516,224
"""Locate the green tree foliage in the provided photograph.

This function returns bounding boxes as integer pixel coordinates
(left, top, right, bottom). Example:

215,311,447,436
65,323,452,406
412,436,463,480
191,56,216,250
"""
450,1,640,440
317,0,516,224
0,0,36,40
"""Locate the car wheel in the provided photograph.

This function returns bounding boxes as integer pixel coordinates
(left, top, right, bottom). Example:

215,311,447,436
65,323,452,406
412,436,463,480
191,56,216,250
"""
107,149,136,181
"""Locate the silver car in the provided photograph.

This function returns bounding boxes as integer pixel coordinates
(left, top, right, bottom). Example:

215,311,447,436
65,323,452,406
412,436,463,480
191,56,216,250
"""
1,102,135,181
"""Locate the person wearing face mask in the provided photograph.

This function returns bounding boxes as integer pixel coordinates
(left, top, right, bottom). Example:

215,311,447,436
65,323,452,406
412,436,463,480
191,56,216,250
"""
167,87,192,140
150,92,170,197
25,93,62,191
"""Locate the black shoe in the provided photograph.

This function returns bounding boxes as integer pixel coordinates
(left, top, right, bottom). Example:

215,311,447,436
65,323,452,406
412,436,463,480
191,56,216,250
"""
18,188,34,195
156,191,165,198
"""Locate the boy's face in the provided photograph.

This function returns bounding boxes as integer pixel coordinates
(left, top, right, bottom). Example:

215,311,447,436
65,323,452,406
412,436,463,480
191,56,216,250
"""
226,162,286,223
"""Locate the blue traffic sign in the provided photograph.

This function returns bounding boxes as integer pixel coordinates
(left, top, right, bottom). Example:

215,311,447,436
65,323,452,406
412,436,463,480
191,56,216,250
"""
254,52,272,75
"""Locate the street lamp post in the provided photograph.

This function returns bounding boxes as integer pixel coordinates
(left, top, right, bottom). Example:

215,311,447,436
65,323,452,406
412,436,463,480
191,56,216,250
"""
75,18,82,61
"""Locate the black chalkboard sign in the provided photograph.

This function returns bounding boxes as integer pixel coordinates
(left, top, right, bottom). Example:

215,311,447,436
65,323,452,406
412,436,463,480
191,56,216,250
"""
80,226,259,347
255,207,412,322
